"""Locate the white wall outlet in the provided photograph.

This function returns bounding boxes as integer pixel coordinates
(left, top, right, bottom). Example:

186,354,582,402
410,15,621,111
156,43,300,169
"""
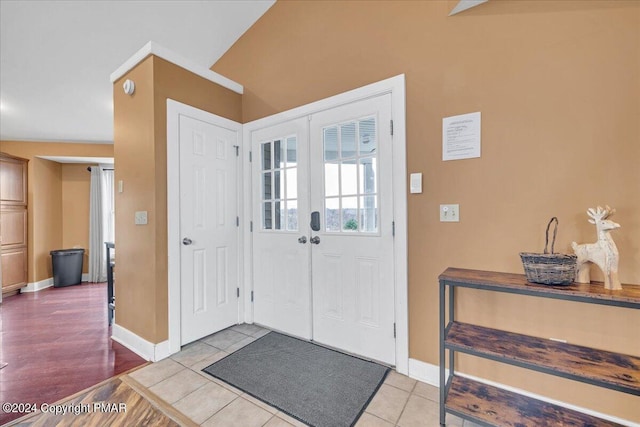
440,204,460,222
135,211,148,225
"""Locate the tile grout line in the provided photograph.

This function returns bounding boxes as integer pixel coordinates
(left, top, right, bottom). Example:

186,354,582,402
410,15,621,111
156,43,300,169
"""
392,385,416,427
261,414,278,427
143,364,188,389
190,332,250,426
199,394,242,426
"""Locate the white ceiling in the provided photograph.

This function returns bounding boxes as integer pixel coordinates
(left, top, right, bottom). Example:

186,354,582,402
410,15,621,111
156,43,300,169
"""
0,0,274,144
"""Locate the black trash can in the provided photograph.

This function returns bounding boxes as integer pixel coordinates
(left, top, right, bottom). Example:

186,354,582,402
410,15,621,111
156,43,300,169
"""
50,249,85,287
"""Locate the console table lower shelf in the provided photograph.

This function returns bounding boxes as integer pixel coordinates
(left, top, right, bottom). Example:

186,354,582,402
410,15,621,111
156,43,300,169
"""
445,376,622,427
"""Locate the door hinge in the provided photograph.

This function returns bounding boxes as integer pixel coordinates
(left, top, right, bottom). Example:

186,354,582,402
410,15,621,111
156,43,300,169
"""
236,216,240,227
249,151,252,162
390,120,394,136
237,288,240,298
251,291,254,302
250,221,253,232
393,323,396,338
392,221,395,237
234,145,239,157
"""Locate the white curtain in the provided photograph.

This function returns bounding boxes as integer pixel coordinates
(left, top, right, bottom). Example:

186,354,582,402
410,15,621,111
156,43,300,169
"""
101,169,115,244
88,166,115,282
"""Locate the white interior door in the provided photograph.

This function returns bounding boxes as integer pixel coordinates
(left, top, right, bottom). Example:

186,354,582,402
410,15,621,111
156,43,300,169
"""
251,118,312,339
309,94,396,365
180,114,239,345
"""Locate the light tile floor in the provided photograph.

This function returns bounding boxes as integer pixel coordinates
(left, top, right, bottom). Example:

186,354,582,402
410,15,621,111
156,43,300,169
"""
128,324,477,427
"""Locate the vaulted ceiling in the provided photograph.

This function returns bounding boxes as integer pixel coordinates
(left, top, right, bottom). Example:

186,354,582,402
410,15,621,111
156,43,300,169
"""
0,1,490,145
0,0,274,143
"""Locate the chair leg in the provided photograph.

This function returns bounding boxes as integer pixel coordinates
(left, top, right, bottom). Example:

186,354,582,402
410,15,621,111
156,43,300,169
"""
107,264,114,325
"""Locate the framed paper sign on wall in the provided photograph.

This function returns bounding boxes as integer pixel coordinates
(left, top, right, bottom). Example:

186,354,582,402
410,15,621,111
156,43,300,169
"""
442,111,481,161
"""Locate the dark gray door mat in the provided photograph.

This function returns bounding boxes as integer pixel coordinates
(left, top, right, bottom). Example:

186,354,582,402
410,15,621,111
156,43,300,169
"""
202,331,389,427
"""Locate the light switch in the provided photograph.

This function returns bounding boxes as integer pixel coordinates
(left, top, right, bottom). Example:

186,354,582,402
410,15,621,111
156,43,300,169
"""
440,204,459,222
410,173,422,194
118,180,124,193
135,211,148,225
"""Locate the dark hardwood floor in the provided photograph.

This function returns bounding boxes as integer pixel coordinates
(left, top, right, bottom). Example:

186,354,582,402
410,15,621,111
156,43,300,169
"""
0,283,146,425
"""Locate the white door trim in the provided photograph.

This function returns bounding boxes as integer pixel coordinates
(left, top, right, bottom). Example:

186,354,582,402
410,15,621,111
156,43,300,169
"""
167,99,244,355
242,75,408,374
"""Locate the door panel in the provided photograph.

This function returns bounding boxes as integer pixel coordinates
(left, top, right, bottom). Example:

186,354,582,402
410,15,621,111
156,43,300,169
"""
0,157,27,205
310,94,395,365
1,247,27,288
251,118,311,339
356,257,381,327
180,114,239,345
0,207,27,248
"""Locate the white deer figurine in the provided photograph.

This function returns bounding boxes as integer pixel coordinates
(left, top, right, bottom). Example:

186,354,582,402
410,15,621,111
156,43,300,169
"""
571,206,621,290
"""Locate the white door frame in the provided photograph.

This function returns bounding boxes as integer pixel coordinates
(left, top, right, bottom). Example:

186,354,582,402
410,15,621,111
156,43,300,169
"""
167,99,244,355
243,75,408,374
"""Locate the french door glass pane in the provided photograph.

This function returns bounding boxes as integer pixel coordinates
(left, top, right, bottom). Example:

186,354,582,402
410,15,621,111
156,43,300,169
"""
341,123,356,158
262,142,271,170
287,137,297,164
358,158,377,194
274,201,283,230
324,127,338,161
274,140,284,169
287,200,298,231
274,171,281,199
325,198,340,231
286,168,297,199
263,201,272,229
325,162,340,197
341,160,358,196
342,196,358,231
360,195,378,232
359,118,376,155
262,172,272,200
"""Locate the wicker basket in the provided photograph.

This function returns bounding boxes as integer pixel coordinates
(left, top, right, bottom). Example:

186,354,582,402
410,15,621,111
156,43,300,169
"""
519,217,577,285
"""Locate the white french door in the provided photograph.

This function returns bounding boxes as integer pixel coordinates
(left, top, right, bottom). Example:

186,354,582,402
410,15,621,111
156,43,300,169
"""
179,114,240,345
251,118,312,339
309,94,395,365
251,94,396,365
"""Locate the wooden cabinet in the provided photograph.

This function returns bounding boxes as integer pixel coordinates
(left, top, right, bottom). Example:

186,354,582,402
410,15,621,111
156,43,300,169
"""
1,153,28,294
439,268,640,426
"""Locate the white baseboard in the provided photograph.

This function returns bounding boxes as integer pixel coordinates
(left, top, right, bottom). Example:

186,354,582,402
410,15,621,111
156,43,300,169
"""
408,357,447,386
407,358,638,427
21,277,53,293
22,275,91,292
111,323,170,362
154,340,172,361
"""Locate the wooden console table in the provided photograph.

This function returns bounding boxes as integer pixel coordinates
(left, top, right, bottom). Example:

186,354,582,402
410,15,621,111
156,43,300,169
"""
439,268,640,426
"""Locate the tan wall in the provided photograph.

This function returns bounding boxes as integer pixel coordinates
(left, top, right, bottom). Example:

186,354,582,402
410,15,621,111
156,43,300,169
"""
113,55,242,343
212,0,640,420
32,158,62,280
113,57,158,342
0,141,114,281
61,164,93,273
